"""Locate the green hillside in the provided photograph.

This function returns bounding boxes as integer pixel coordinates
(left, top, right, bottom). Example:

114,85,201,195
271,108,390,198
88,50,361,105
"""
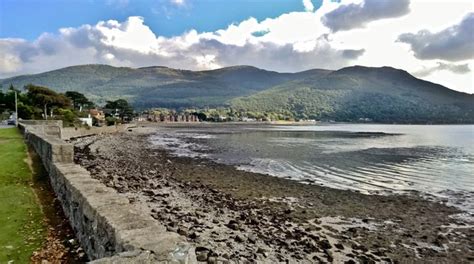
1,65,327,108
1,64,472,123
0,65,134,99
231,66,474,123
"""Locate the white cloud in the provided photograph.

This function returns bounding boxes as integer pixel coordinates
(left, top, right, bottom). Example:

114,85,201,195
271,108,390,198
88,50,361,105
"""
0,0,472,93
322,0,410,32
0,40,23,73
0,13,362,75
327,0,474,93
414,62,470,77
397,12,474,61
303,0,315,12
413,61,474,93
170,0,185,6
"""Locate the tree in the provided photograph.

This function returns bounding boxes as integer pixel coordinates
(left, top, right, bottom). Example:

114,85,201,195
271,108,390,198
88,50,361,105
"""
17,102,35,119
0,89,4,109
65,91,93,111
1,85,18,111
57,108,75,126
0,89,6,119
104,99,133,121
25,84,72,119
8,83,20,93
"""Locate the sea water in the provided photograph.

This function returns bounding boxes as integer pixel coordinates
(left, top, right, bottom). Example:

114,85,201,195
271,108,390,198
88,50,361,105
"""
150,124,474,213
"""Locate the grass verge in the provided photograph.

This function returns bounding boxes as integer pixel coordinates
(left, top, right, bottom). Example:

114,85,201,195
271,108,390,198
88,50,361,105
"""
0,127,45,263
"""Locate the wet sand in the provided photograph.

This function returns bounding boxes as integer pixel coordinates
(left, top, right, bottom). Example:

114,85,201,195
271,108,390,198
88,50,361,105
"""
71,126,473,263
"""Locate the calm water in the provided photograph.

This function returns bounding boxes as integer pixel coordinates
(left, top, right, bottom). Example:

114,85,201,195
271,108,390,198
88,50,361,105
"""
150,124,474,213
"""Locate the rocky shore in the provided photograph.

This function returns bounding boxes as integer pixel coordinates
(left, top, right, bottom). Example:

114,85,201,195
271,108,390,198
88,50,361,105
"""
71,126,473,263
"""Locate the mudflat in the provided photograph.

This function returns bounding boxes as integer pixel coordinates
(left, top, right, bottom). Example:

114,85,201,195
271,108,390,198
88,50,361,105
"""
72,126,473,263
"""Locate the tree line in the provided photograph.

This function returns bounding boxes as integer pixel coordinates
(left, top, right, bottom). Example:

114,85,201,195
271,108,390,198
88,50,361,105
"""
0,84,134,126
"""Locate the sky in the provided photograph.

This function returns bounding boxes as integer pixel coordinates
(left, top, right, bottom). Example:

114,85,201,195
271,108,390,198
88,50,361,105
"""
0,0,473,93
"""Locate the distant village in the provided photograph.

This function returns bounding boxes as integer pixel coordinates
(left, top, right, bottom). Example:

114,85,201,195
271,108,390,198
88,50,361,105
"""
2,85,371,127
78,108,268,127
141,111,200,123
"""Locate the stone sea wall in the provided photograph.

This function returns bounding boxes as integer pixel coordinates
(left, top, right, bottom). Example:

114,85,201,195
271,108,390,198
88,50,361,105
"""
18,122,196,263
18,120,63,138
61,125,134,140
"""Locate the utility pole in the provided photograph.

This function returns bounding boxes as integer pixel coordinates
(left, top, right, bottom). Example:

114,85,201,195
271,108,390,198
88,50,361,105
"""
14,91,18,126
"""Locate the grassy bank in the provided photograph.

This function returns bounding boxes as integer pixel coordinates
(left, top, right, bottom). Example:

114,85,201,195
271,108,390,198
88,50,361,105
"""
0,127,45,263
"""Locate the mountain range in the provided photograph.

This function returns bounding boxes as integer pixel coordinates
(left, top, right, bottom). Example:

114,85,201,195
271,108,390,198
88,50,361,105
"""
1,64,473,123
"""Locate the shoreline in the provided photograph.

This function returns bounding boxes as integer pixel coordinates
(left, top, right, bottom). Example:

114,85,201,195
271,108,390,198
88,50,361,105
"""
136,121,474,126
72,126,473,263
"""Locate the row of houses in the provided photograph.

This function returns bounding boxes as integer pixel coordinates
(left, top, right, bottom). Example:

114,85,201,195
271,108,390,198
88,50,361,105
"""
146,113,200,123
80,109,201,126
77,109,106,126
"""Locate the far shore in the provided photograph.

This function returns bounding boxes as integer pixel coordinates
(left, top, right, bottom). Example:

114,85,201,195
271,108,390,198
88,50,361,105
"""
135,120,474,127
